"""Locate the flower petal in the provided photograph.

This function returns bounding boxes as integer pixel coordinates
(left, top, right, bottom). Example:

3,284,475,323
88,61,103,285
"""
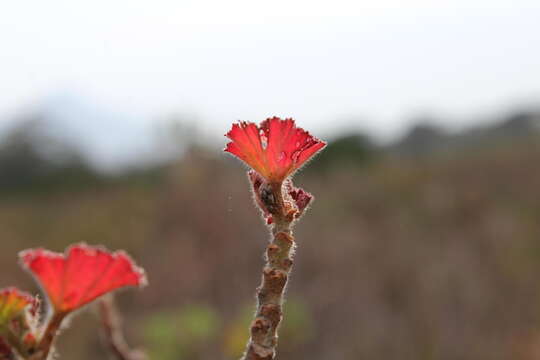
225,117,326,183
0,288,34,325
225,122,269,177
20,244,147,314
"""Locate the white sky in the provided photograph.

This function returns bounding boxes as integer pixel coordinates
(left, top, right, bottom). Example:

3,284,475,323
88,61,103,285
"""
1,0,540,142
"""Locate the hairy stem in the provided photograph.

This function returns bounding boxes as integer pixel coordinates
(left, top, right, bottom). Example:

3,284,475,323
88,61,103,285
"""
98,296,147,360
32,312,65,360
242,183,296,360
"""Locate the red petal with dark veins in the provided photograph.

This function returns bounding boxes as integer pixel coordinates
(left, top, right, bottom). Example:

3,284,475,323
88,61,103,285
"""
225,122,268,177
225,117,326,183
19,244,146,314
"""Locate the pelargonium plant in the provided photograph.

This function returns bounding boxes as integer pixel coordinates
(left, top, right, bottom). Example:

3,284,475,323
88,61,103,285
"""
0,244,146,360
225,117,326,359
0,116,325,360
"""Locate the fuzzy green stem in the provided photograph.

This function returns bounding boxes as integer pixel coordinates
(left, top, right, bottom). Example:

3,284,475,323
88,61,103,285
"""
241,182,297,360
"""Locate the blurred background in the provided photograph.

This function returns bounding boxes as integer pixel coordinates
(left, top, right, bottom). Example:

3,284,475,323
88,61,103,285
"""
2,1,540,359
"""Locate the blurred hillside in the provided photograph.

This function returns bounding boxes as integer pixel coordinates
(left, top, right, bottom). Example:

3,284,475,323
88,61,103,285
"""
0,109,540,359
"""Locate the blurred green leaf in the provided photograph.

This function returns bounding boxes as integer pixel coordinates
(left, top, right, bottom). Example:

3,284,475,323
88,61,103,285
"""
143,304,220,360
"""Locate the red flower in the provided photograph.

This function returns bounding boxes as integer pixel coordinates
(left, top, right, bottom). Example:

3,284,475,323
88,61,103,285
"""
19,244,147,314
225,117,326,183
287,183,313,216
0,288,34,325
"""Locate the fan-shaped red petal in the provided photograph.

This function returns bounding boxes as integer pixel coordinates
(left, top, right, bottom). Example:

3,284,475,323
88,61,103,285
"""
225,117,326,183
20,244,146,314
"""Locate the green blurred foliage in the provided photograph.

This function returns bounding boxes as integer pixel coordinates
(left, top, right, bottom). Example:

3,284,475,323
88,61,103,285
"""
143,304,220,360
308,133,377,174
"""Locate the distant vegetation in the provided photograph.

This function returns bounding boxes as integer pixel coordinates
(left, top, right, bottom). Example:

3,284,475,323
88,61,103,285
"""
1,108,538,193
1,107,540,359
0,116,99,194
391,110,540,156
308,133,378,173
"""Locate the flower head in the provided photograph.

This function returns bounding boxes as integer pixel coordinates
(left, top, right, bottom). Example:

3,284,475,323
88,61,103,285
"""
19,244,147,314
0,288,34,326
225,117,326,183
287,183,313,216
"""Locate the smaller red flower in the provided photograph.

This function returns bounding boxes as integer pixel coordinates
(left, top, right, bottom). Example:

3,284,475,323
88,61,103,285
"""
19,244,147,314
0,288,34,325
287,183,313,216
225,117,326,183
